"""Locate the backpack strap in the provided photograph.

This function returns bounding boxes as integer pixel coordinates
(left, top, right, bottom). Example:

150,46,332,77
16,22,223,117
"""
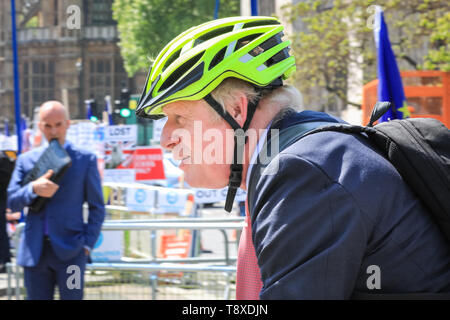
247,121,336,215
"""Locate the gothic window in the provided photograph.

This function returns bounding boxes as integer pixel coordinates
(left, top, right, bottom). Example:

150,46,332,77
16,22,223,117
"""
88,58,113,103
22,60,55,116
86,0,116,26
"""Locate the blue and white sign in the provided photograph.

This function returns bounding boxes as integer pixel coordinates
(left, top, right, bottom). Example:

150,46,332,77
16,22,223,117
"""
126,188,156,212
156,188,193,214
91,231,123,262
194,187,247,204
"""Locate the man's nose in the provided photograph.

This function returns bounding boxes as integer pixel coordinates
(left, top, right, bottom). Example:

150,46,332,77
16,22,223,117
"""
160,124,180,151
50,127,58,135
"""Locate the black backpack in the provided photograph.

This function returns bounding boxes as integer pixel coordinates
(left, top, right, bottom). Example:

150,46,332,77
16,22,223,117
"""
248,102,450,243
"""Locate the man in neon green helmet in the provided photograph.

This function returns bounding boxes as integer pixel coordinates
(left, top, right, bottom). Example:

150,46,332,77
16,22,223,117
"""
136,16,450,299
137,16,297,212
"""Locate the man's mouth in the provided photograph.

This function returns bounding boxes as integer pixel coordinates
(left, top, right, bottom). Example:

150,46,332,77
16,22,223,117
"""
181,156,190,164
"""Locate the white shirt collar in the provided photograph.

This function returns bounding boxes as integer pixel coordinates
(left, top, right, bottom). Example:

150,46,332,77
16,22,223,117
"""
245,121,272,189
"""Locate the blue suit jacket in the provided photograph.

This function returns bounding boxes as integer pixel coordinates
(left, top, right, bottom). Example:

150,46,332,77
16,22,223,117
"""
7,141,105,267
249,110,450,299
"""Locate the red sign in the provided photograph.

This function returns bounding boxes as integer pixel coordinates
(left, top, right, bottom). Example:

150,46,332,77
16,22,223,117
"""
159,234,192,259
132,147,166,181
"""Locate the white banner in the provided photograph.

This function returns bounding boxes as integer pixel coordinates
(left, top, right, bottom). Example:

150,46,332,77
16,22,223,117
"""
105,125,137,142
91,231,123,262
103,169,136,183
66,121,99,153
0,135,17,151
193,187,247,204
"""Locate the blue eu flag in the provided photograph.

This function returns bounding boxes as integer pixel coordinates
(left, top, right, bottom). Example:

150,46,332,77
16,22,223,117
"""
4,119,10,136
374,8,410,122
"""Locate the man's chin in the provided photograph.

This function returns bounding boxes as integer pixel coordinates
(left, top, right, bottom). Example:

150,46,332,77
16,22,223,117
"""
185,178,227,189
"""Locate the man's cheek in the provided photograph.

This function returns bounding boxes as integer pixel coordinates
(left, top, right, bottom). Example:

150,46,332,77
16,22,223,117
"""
172,128,193,164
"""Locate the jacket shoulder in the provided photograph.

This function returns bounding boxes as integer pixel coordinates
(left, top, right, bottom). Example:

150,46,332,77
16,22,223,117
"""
66,143,97,160
17,146,46,161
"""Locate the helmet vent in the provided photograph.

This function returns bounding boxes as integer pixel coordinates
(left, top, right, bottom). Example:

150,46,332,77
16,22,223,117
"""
259,32,284,51
257,32,289,66
265,47,290,67
162,48,181,72
243,19,280,29
235,34,263,53
194,26,234,47
159,51,204,92
209,47,227,70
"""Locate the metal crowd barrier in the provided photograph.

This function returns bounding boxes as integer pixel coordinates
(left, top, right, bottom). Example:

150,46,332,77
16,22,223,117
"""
102,218,244,265
6,217,245,300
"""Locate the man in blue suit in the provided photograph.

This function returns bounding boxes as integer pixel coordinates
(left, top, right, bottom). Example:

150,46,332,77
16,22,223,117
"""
7,101,105,300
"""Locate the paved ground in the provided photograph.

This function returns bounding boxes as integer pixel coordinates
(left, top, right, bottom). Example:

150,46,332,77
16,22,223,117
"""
0,201,241,300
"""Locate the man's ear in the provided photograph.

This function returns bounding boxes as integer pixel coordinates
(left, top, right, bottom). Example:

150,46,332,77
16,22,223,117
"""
228,92,248,128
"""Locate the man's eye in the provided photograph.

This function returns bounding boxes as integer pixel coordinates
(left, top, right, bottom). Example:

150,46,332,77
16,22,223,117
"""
175,115,185,125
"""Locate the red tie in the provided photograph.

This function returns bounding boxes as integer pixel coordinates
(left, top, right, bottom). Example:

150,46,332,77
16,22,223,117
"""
236,199,263,300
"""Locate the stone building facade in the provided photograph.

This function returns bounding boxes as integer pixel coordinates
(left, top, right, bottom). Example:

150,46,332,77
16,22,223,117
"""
0,0,145,130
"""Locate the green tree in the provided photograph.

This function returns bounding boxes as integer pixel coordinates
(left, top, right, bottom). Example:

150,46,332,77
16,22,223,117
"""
422,11,450,71
282,0,450,109
112,0,240,76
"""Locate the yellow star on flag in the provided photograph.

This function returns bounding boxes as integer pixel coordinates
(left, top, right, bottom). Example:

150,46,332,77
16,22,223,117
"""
397,102,411,118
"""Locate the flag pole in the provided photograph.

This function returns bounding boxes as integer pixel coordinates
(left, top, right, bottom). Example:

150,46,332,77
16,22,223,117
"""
250,0,258,16
11,0,22,153
214,0,220,19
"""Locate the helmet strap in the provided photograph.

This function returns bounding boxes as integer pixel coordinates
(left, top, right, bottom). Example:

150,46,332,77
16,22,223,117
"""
203,93,259,212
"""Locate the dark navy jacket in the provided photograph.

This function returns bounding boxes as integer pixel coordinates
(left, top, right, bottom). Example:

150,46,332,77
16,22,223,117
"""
249,110,450,299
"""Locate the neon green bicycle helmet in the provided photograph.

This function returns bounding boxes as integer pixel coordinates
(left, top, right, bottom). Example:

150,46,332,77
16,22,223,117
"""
136,16,296,212
136,15,296,119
